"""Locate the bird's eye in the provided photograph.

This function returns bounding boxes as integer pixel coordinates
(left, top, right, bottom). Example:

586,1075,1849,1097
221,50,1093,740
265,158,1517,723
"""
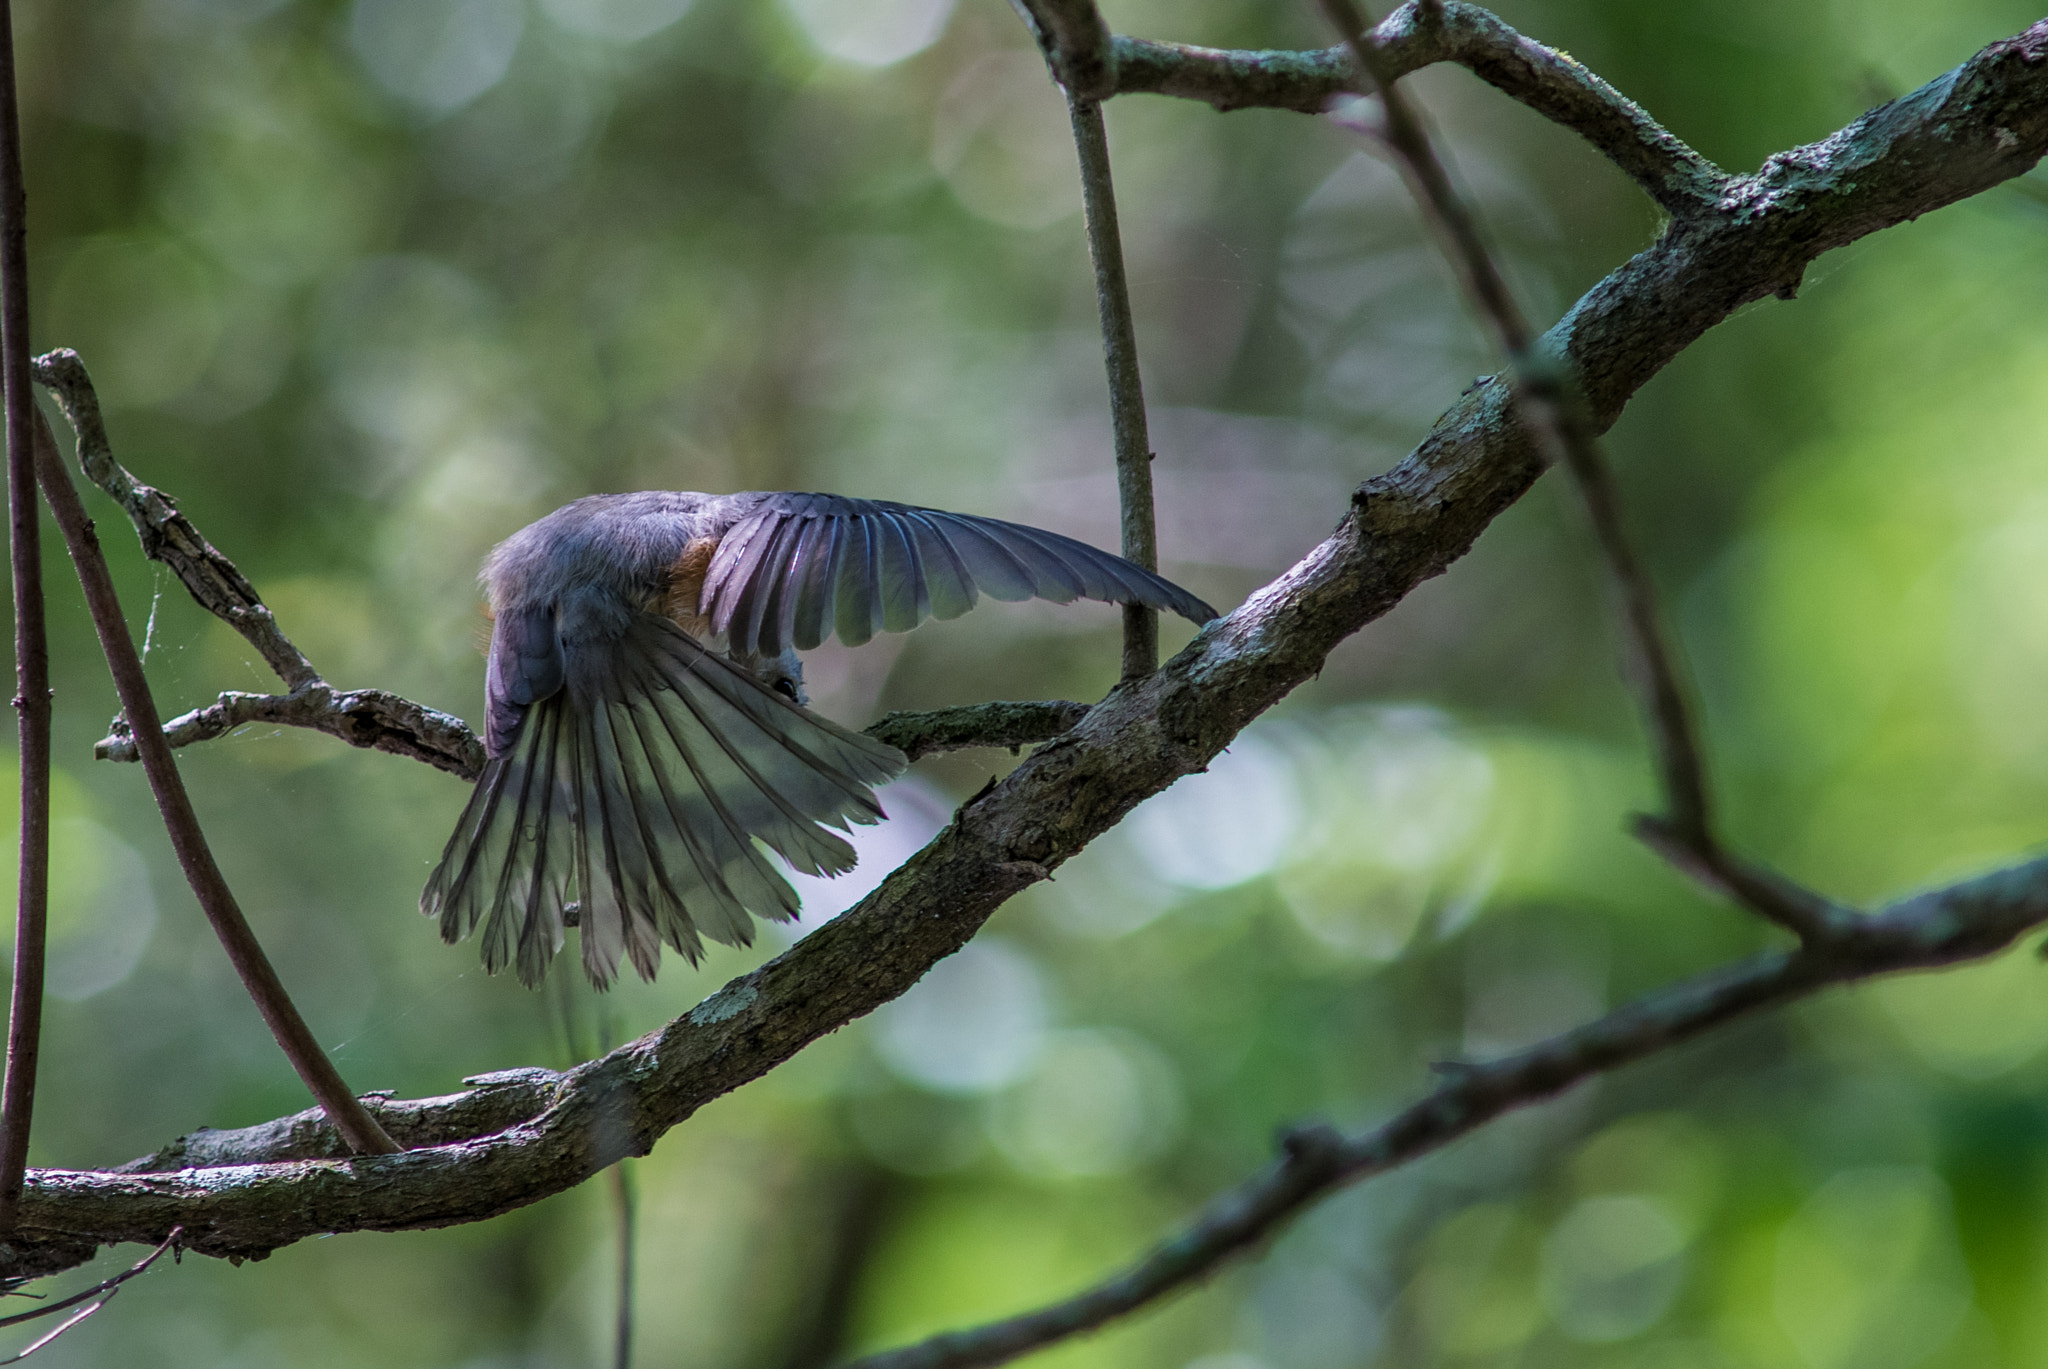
773,679,800,701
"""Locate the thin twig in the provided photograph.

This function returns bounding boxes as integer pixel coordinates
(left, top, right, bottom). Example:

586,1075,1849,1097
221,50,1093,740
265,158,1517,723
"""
865,700,1089,763
30,412,398,1155
0,1227,181,1333
32,349,318,690
1066,96,1160,679
1318,0,1838,942
94,684,486,779
1109,4,1728,218
610,1160,636,1369
0,0,48,1236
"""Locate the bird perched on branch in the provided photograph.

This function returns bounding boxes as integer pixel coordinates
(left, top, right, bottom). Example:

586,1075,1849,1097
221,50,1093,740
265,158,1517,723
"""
423,491,1218,988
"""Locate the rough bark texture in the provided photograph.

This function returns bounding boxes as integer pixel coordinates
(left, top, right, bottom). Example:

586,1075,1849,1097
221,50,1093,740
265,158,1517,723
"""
1,4,2043,1297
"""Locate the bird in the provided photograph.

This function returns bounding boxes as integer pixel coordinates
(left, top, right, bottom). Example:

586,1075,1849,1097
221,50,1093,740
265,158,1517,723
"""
421,490,1219,988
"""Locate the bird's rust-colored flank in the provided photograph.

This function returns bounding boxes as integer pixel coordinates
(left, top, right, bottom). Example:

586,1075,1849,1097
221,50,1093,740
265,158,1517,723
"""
662,536,719,639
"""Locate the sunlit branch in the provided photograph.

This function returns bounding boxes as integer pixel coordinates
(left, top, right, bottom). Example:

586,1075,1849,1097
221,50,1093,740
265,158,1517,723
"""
1111,2,1726,218
95,685,487,780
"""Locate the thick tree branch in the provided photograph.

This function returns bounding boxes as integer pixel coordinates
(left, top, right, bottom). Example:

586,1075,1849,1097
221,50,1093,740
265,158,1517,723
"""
0,5,2041,1301
1111,2,1727,217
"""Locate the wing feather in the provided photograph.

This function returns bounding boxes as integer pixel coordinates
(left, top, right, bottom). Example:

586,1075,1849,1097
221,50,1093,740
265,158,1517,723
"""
422,614,908,986
702,493,1217,657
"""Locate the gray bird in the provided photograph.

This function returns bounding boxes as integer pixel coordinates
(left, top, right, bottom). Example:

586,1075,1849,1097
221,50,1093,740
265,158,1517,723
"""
423,491,1218,988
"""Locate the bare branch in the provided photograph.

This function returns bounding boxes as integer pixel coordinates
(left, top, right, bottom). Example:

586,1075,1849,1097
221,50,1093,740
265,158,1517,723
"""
1112,2,1727,217
0,8,2039,1296
845,852,2048,1369
1065,97,1160,679
864,701,1089,763
31,350,319,691
0,0,48,1236
30,412,397,1156
95,685,487,780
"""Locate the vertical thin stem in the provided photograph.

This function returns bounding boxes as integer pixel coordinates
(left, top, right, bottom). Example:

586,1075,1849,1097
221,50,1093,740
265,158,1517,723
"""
1067,96,1160,679
30,414,398,1155
611,1162,636,1369
595,998,635,1369
0,0,49,1233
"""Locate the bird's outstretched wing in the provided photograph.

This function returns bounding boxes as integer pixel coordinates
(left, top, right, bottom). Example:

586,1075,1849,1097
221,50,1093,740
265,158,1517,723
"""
701,494,1219,658
423,613,907,987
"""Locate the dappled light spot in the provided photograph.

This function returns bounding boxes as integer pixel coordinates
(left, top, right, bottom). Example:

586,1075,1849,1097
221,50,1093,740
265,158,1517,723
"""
540,0,693,43
1129,731,1299,891
985,1028,1183,1179
349,0,525,115
872,938,1048,1094
1773,1167,1972,1369
784,0,956,69
1540,1194,1689,1342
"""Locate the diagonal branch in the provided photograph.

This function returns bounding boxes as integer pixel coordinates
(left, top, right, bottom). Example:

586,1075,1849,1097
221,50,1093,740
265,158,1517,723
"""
34,351,318,691
841,852,2048,1369
1320,0,1845,943
0,5,2041,1295
30,412,397,1156
1111,2,1728,217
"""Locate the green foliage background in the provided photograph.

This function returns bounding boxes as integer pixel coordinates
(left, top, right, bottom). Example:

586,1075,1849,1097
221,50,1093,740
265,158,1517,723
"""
8,0,2048,1364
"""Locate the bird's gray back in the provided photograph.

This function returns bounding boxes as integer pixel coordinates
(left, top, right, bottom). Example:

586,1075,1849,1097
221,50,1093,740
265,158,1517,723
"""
483,490,772,623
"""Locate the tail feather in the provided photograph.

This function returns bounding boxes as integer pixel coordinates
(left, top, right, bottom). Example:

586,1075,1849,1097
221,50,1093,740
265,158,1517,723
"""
423,613,908,987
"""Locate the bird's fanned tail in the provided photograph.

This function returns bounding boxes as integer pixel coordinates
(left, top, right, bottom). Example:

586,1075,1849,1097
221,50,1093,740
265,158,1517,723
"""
422,614,906,987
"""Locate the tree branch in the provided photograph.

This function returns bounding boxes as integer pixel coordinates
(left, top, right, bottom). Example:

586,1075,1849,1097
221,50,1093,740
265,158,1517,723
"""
0,0,47,1236
0,6,2040,1307
1112,2,1727,217
843,852,2048,1369
32,350,318,691
1065,96,1161,679
94,685,487,780
30,412,397,1156
864,701,1089,763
